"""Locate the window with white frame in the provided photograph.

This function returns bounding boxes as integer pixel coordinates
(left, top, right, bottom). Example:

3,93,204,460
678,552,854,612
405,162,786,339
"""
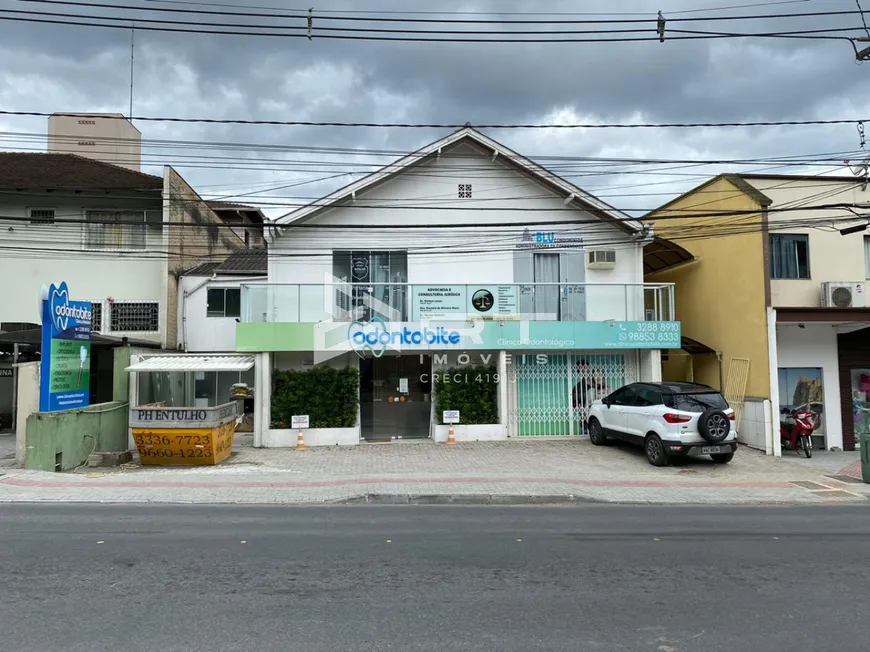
110,302,159,332
28,208,56,225
84,210,146,250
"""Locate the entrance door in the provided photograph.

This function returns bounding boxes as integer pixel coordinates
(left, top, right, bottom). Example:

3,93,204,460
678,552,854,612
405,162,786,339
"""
359,355,432,441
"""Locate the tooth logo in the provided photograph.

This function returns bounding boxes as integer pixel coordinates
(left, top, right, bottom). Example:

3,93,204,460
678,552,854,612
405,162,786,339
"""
49,281,71,333
348,316,389,359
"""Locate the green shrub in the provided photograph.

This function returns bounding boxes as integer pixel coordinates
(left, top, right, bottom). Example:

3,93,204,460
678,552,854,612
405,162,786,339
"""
433,365,499,425
271,366,359,429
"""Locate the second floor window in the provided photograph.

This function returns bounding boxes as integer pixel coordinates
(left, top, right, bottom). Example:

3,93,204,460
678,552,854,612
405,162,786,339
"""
332,250,408,321
207,288,241,318
770,234,809,279
84,210,146,251
864,236,870,280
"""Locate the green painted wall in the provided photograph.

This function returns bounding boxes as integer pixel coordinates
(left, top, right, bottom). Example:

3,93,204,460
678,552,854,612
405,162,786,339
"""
113,346,154,402
25,401,129,471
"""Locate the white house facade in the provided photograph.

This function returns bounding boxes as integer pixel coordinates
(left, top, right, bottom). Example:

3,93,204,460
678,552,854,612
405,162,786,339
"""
236,128,680,447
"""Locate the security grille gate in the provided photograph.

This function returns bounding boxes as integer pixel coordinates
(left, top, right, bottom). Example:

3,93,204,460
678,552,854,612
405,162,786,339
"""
506,352,639,437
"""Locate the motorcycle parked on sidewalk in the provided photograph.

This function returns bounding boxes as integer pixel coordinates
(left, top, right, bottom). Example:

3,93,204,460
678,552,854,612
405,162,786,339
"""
780,407,816,458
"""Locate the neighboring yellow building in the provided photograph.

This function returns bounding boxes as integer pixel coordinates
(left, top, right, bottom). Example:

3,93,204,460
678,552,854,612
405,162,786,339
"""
648,175,771,399
646,173,870,454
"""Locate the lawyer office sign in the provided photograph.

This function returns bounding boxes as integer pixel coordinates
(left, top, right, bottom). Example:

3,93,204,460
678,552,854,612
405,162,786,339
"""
40,281,93,412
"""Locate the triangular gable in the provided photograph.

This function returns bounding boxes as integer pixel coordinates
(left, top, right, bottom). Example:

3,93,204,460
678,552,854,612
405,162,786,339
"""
271,127,641,236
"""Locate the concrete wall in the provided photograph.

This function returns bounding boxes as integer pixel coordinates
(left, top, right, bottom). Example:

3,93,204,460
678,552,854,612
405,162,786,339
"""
24,401,128,471
15,361,39,466
747,178,870,308
48,113,142,172
738,398,771,451
268,140,646,322
178,275,266,352
776,323,843,450
648,176,771,399
0,192,165,341
164,167,244,350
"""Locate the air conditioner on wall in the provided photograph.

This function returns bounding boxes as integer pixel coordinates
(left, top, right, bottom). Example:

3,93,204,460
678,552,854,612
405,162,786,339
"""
587,248,617,269
821,281,866,308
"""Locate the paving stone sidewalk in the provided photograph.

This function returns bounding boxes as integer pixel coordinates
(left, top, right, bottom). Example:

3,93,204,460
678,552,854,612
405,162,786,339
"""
0,438,867,505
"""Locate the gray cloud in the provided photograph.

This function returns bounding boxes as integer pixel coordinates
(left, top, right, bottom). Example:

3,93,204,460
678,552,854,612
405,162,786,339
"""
0,0,868,217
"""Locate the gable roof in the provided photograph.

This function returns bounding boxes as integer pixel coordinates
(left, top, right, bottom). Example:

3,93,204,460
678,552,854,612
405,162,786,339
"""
646,173,773,218
0,152,163,191
207,200,266,224
272,126,642,236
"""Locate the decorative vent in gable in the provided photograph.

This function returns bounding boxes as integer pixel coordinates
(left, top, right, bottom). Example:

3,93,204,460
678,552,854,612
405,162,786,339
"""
458,183,472,199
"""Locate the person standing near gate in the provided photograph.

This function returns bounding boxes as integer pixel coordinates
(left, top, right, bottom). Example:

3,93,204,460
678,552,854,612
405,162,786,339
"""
572,359,609,412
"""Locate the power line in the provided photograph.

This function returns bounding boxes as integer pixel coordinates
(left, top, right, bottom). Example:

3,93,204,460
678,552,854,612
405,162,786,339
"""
2,201,867,229
21,0,869,25
143,0,814,17
3,110,868,130
0,8,862,43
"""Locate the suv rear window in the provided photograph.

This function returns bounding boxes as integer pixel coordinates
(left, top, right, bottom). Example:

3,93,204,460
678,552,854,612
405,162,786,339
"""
665,392,729,413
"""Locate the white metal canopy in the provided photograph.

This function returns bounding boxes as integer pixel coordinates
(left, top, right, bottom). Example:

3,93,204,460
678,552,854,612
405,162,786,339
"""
125,355,255,373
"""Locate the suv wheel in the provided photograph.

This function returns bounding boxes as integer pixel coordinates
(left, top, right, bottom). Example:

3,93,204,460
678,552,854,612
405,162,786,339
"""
588,418,607,446
711,451,734,464
698,408,731,444
645,434,669,467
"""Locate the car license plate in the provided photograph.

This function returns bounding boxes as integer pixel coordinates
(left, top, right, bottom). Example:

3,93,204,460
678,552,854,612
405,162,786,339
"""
701,446,721,454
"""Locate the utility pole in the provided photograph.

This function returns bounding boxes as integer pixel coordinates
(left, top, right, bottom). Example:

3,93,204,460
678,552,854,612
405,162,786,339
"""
856,36,870,61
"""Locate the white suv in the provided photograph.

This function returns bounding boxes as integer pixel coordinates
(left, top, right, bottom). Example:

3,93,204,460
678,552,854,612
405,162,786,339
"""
586,382,738,466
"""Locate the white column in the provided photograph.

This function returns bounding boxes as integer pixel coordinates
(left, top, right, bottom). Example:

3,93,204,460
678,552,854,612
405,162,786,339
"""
638,349,662,383
766,307,781,457
498,350,508,429
253,352,271,448
127,355,139,450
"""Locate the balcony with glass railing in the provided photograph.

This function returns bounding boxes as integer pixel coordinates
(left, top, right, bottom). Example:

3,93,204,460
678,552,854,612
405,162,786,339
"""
239,282,676,324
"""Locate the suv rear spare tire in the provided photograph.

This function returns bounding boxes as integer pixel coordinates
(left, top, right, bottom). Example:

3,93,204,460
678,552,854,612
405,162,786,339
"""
698,408,730,443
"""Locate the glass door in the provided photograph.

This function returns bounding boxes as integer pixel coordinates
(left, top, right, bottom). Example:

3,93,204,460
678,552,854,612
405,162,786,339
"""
851,369,870,450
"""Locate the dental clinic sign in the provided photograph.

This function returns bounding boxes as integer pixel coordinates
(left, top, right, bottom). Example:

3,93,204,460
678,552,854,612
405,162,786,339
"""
350,321,462,358
259,318,682,360
40,281,93,412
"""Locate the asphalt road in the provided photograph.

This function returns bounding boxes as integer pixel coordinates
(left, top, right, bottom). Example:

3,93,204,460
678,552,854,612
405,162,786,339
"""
1,505,869,652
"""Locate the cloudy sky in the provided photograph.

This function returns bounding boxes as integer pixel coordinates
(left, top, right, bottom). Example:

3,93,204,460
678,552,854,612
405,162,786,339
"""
0,0,869,217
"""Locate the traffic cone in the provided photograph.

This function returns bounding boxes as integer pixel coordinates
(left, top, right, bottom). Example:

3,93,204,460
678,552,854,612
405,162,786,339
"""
447,422,456,445
296,428,306,451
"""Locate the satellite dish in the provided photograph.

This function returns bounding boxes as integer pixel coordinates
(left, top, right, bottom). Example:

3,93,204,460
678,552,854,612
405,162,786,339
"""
38,284,49,324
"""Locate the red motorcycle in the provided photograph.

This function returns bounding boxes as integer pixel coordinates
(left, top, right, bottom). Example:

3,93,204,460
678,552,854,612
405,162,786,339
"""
780,407,816,458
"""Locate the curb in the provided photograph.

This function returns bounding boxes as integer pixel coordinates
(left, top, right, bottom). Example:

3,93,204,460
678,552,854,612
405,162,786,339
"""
333,493,602,505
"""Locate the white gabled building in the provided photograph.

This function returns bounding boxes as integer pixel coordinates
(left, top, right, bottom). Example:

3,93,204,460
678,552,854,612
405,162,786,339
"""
235,127,682,447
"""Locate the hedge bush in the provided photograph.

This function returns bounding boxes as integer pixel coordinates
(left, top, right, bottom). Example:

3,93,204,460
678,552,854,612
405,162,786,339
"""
433,365,499,425
271,366,359,429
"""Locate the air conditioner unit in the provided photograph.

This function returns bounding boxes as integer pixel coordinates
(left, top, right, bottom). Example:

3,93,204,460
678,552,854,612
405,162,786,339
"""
821,281,866,308
587,248,617,270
